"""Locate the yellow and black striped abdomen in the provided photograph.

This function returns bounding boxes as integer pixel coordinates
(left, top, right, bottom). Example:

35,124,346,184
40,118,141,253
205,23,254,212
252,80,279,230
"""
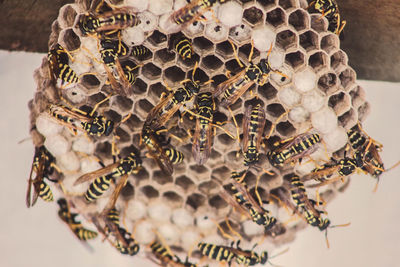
289,175,307,209
198,242,235,263
150,241,173,260
85,175,113,202
74,227,98,240
38,181,54,202
164,148,184,164
175,37,193,59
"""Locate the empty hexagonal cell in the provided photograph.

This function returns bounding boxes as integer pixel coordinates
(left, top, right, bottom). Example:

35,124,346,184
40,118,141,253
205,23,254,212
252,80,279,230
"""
198,180,219,195
132,78,148,95
285,51,305,70
279,0,296,9
88,92,108,107
328,92,351,116
211,166,230,182
163,191,183,207
59,4,77,28
154,48,176,66
136,98,154,117
225,58,244,74
330,50,347,71
321,34,339,54
186,193,206,210
276,30,297,50
60,29,81,51
288,9,309,31
239,43,260,61
308,51,328,71
124,114,142,132
80,74,100,89
112,95,133,113
95,141,112,159
256,0,276,10
258,82,278,100
349,86,366,108
266,8,286,27
175,175,195,191
189,66,209,84
201,55,223,71
164,66,186,84
147,30,167,46
140,185,159,199
243,7,264,26
338,108,357,129
189,164,209,175
120,181,134,199
339,68,356,90
141,62,162,80
276,121,296,136
193,36,214,54
216,40,234,59
148,82,167,101
153,170,173,185
134,168,150,183
266,103,286,117
177,53,200,71
299,31,318,52
209,194,227,210
115,127,130,143
310,14,328,33
357,102,370,122
217,133,237,147
318,72,338,94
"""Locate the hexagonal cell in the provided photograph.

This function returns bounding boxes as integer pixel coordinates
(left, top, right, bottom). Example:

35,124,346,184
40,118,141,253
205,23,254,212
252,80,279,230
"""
164,66,186,84
163,191,183,207
153,170,173,185
140,185,159,199
239,43,260,61
330,50,347,72
215,40,234,59
288,9,309,31
177,53,200,71
276,121,296,136
308,51,328,71
204,23,229,43
239,0,255,4
328,92,351,116
132,78,148,95
59,4,77,28
184,20,205,37
198,180,219,195
310,14,328,33
124,114,142,132
320,34,339,54
135,168,150,183
154,48,176,66
211,166,230,182
148,82,167,101
266,8,286,28
136,99,154,117
339,68,356,90
285,51,305,70
276,30,297,50
229,24,252,44
349,85,366,108
256,0,276,10
121,181,134,199
357,102,370,122
258,82,278,100
338,108,357,129
189,66,209,84
95,141,112,159
88,92,108,106
193,36,214,54
225,58,244,74
243,7,264,26
186,193,206,210
266,103,286,117
115,127,130,143
217,133,237,147
112,95,133,113
209,194,227,210
175,175,195,192
299,31,318,52
318,72,338,95
60,29,81,51
141,62,162,80
201,55,223,71
147,30,167,46
80,74,100,89
279,0,296,9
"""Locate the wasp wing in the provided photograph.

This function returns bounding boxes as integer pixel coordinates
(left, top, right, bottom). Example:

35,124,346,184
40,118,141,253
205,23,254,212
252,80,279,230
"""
74,162,120,185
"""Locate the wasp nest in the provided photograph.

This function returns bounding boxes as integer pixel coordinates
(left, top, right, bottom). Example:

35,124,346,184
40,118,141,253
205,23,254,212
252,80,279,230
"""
28,0,370,265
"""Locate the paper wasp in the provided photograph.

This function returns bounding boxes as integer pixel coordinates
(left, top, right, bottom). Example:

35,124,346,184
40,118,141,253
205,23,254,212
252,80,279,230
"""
144,62,206,130
48,43,79,86
48,96,115,137
150,241,198,267
141,126,184,176
131,45,152,59
267,133,321,167
308,0,346,36
100,35,130,68
26,146,58,208
213,40,285,108
74,151,142,202
289,174,330,231
174,36,193,60
170,0,224,28
57,198,98,241
77,0,140,37
230,171,277,230
198,240,268,266
242,104,266,166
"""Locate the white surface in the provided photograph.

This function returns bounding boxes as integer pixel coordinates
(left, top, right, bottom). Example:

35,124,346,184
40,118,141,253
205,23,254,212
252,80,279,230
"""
1,51,399,267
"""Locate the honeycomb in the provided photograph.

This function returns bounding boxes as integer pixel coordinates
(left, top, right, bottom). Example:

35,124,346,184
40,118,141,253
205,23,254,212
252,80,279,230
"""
28,0,370,265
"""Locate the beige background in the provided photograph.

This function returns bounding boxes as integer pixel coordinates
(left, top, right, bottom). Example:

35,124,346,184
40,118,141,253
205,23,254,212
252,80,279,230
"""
1,51,399,267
